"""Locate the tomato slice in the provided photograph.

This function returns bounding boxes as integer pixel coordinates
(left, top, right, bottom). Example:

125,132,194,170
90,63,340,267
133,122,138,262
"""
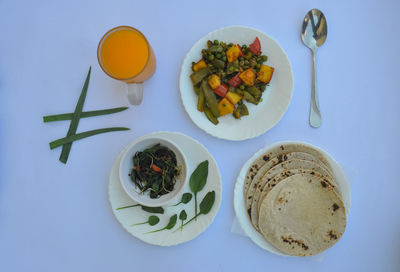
228,73,242,87
214,84,228,97
249,37,261,55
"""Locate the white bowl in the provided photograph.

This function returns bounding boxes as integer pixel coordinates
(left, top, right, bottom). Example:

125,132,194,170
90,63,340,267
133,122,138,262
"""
119,136,188,207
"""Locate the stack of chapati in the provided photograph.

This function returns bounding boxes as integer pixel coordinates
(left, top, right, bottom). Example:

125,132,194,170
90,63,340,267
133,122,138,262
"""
243,143,346,256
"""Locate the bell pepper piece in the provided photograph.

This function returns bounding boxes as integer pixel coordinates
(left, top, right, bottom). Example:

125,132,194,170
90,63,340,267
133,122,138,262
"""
249,37,261,55
214,84,228,98
228,73,242,87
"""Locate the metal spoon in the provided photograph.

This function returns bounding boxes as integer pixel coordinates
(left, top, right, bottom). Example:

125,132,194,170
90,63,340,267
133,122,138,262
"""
301,9,327,128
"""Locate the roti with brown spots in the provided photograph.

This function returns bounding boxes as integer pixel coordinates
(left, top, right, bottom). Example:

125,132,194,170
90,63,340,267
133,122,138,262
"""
249,159,339,230
243,143,334,200
258,173,346,256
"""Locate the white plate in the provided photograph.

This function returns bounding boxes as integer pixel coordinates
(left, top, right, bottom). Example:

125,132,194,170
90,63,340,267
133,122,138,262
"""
109,131,222,246
179,26,294,141
233,141,351,256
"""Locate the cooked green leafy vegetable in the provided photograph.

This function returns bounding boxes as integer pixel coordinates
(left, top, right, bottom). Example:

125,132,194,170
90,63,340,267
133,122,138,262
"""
131,215,160,226
130,144,180,199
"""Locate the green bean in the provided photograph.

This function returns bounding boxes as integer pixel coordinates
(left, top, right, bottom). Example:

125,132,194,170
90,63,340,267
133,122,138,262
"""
247,86,261,97
243,91,258,104
201,80,220,117
212,59,225,69
197,88,205,112
204,106,219,125
190,67,210,85
193,86,201,95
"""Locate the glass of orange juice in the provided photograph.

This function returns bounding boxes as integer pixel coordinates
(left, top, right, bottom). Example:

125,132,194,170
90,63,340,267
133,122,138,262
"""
97,26,156,105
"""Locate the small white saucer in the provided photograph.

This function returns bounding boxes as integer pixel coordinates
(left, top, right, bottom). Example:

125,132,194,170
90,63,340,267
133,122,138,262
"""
108,131,222,246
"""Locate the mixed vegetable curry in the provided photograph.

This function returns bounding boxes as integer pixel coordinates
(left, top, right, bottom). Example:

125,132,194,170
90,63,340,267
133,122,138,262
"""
190,37,274,125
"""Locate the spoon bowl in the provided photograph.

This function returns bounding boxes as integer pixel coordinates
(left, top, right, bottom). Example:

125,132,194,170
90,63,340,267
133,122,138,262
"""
301,9,327,128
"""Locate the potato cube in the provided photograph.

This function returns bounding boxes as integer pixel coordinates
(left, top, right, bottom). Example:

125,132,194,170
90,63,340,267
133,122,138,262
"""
218,98,234,116
226,45,241,63
208,74,221,89
193,59,207,72
239,68,256,86
257,65,274,84
225,91,242,105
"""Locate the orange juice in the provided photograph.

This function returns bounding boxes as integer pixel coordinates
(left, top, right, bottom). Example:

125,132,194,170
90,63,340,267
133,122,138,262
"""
98,26,156,82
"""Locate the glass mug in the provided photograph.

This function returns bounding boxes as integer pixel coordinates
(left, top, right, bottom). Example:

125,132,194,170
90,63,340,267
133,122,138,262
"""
97,26,156,105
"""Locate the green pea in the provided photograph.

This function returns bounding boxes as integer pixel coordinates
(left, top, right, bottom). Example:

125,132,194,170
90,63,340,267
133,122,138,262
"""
214,40,219,45
260,85,266,91
239,57,244,62
256,64,261,69
262,55,268,62
239,61,245,66
222,56,227,61
240,85,245,90
244,60,249,65
216,53,222,59
208,55,215,61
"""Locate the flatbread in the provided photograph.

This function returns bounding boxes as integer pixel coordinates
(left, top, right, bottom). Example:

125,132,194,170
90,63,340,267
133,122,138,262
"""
243,143,334,200
250,159,339,230
245,152,315,217
257,168,338,217
258,174,346,256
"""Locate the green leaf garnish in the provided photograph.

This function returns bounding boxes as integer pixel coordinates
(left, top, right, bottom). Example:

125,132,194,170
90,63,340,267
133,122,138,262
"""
43,107,128,122
199,191,215,215
146,214,177,233
174,191,216,232
172,193,193,206
116,204,164,214
189,160,209,217
131,215,160,226
49,127,130,149
59,67,91,163
179,210,187,230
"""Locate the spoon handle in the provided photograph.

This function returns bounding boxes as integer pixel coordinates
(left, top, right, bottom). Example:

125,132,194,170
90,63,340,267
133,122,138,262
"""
310,50,322,127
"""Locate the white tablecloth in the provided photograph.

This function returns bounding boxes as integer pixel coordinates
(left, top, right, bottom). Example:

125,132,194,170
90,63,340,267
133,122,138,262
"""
1,0,399,271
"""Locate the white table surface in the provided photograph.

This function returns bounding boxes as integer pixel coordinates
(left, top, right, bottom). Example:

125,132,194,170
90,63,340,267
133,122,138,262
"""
1,0,399,271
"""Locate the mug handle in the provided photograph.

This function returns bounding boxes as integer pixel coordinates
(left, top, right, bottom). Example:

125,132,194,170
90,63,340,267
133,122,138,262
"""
127,83,143,105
